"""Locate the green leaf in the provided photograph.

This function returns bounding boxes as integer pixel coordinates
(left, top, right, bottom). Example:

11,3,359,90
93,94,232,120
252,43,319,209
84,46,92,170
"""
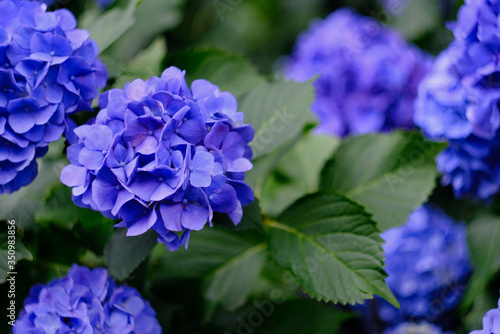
261,134,339,216
463,293,498,333
461,214,500,308
80,0,141,53
212,200,265,233
319,131,445,231
112,37,167,89
150,226,266,314
108,0,184,61
168,49,265,99
256,299,354,334
151,226,265,280
267,192,398,307
0,231,33,284
204,243,266,312
240,79,316,159
105,228,158,280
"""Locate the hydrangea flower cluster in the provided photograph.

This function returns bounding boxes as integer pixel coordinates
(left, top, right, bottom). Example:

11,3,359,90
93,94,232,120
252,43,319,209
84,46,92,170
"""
0,0,107,194
285,8,432,137
366,204,471,327
14,264,162,334
61,66,254,251
415,0,500,200
470,296,500,334
382,321,452,334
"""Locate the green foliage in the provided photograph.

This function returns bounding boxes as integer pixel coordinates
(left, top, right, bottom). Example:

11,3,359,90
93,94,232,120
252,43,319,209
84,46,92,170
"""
461,214,500,310
112,37,167,88
268,192,398,307
320,131,445,231
108,0,184,61
261,134,339,216
80,0,142,53
105,229,158,280
256,299,354,334
0,233,33,284
240,79,316,159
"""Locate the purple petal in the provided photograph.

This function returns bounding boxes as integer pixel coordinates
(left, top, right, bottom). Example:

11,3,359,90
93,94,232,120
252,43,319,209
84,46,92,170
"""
61,165,87,187
159,203,183,232
84,125,113,151
79,147,105,170
181,203,208,230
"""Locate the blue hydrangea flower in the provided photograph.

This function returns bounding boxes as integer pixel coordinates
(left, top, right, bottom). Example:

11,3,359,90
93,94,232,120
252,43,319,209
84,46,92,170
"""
362,204,470,328
285,8,432,137
14,264,162,334
0,0,107,194
415,0,500,200
61,67,254,251
470,296,500,334
382,322,452,334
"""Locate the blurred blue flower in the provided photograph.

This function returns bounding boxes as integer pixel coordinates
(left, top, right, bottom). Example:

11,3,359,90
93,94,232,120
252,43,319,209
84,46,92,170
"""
415,0,500,200
14,264,161,334
383,321,452,334
61,67,254,251
0,0,107,194
361,204,470,329
285,8,432,137
470,297,500,334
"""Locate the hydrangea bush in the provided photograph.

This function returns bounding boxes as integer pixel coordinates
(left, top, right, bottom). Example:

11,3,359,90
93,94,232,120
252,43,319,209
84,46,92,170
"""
1,0,500,333
61,66,254,251
415,0,500,200
14,264,161,334
0,0,106,194
286,8,432,137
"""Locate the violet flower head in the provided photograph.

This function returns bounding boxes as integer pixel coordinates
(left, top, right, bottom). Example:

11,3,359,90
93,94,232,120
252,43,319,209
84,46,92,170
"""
14,264,162,334
0,0,107,194
61,66,254,251
285,8,432,137
361,204,470,329
415,0,500,200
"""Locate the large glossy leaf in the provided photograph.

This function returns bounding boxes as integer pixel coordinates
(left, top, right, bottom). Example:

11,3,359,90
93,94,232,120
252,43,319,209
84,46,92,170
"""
105,228,158,280
261,134,339,216
150,224,266,313
112,37,167,89
240,79,316,159
320,131,445,231
268,192,398,307
108,0,184,61
204,242,266,312
80,0,141,53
